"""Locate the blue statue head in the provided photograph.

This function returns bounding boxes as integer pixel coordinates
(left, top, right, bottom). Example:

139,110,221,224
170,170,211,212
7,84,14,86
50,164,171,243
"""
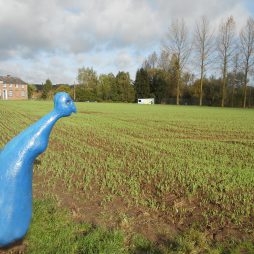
54,92,77,117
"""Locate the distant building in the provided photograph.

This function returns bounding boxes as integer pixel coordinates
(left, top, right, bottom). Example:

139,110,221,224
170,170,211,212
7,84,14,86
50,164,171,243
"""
138,98,155,104
0,75,28,100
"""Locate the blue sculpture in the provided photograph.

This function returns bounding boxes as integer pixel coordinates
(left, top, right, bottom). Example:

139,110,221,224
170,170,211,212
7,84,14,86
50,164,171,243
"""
0,92,76,247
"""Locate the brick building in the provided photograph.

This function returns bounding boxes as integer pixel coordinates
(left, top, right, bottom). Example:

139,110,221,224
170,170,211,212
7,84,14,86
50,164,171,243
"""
0,75,28,100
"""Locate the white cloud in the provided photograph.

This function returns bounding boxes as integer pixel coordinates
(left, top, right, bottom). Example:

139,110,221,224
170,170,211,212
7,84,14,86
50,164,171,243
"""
114,51,133,70
0,0,252,83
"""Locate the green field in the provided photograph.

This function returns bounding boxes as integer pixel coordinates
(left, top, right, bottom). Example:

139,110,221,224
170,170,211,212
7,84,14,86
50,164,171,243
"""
0,101,254,253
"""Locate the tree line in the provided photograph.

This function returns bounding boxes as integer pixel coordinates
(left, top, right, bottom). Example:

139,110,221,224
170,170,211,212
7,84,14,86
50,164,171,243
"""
30,15,254,107
29,70,136,103
137,16,254,107
74,68,135,102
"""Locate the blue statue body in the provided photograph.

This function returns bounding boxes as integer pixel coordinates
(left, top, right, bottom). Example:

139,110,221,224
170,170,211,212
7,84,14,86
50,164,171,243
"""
0,92,76,247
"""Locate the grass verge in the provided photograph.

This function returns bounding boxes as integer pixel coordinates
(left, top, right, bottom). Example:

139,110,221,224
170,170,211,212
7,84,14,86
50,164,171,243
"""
21,199,254,254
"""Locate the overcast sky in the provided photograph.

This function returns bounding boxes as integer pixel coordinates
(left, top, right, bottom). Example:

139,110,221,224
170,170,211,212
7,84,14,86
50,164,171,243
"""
0,0,253,84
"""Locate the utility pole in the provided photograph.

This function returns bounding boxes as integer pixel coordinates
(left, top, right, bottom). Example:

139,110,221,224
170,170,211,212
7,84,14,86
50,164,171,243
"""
248,86,251,108
73,82,76,101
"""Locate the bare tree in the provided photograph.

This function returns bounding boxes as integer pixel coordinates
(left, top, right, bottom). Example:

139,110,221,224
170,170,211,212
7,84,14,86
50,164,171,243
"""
142,59,151,70
165,18,191,105
231,50,240,107
240,17,254,108
194,16,214,106
148,52,158,69
217,16,236,107
142,51,158,70
158,49,171,71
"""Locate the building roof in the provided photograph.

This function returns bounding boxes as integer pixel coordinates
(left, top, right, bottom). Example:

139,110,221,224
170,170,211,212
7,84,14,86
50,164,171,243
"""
0,75,27,84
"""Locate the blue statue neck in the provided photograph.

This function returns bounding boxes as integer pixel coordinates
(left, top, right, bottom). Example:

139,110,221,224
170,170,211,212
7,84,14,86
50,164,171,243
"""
1,109,64,164
34,110,62,136
25,109,63,158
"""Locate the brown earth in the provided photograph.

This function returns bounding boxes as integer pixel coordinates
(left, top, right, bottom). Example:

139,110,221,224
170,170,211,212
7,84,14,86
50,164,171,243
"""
0,240,26,254
32,171,254,245
32,173,178,243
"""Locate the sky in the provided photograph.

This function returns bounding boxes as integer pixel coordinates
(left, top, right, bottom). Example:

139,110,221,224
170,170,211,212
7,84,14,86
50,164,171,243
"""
0,0,253,84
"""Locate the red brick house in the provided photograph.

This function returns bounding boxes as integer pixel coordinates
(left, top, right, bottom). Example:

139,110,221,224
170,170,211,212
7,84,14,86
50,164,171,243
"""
0,75,28,100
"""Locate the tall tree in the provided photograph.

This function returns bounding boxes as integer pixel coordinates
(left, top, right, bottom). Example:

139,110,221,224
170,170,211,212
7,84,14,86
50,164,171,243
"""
158,49,171,71
142,52,158,70
55,85,73,97
151,70,170,104
134,68,150,99
148,52,158,69
27,84,36,99
42,79,53,99
194,16,214,106
240,17,254,108
77,67,98,101
165,18,191,105
231,50,240,107
78,67,97,88
115,72,135,102
98,73,115,101
217,16,236,107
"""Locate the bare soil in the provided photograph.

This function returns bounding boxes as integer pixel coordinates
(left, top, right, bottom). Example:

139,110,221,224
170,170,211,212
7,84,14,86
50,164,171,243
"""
32,172,254,246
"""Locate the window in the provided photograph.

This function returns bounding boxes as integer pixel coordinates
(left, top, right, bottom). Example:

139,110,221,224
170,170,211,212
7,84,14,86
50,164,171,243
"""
21,84,24,89
3,83,6,88
9,90,13,97
9,84,12,88
15,84,19,88
21,91,25,97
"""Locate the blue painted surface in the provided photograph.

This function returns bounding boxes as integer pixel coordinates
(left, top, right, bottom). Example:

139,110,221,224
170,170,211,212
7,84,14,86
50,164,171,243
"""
0,92,76,247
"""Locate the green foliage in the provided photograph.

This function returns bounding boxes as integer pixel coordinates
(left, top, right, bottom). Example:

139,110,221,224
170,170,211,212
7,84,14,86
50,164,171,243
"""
229,241,254,254
169,229,211,253
25,199,80,253
75,85,97,102
75,69,135,102
78,226,126,254
25,199,163,253
134,68,150,99
135,64,254,106
25,199,126,254
192,77,221,106
76,67,98,101
27,84,36,99
150,69,170,103
55,85,73,96
131,234,162,254
42,79,53,99
115,71,135,102
98,73,115,101
78,67,98,88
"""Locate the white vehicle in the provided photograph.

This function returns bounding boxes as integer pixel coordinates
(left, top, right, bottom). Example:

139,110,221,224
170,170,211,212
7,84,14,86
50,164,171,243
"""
137,98,155,104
